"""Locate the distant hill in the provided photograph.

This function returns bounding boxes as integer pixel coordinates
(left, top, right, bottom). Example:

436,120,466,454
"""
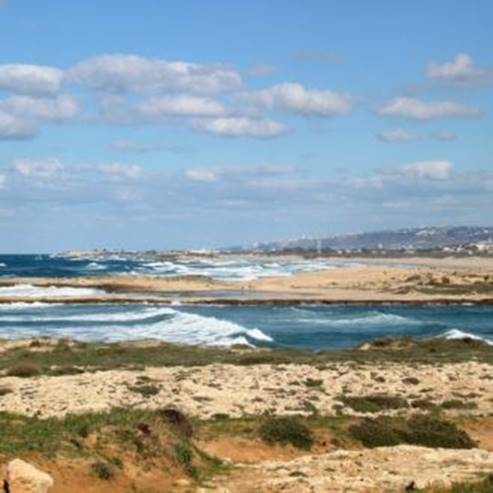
230,226,493,253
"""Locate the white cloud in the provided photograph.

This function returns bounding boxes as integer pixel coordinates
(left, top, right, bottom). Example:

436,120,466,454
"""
68,54,242,95
378,97,480,120
185,164,294,183
137,95,226,118
0,174,5,189
0,64,63,95
13,158,63,178
377,129,418,142
399,160,453,181
249,82,352,116
100,163,142,180
192,116,286,137
0,95,79,121
426,53,492,86
0,111,36,140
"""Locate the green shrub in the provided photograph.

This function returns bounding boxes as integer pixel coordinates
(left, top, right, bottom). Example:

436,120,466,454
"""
159,407,193,438
441,399,477,410
304,378,323,388
405,415,475,449
128,384,160,397
259,416,314,450
7,363,41,378
349,415,475,449
341,395,408,413
349,417,403,447
90,461,115,480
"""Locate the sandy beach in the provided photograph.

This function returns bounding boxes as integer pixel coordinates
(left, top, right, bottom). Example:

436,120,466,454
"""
2,255,493,304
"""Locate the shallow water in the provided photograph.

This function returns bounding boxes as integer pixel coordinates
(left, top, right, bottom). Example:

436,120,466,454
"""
0,302,491,349
0,254,362,281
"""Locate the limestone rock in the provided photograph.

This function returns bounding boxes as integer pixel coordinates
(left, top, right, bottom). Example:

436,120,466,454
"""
5,459,54,493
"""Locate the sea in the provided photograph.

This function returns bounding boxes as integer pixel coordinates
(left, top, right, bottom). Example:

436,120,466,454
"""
0,254,492,349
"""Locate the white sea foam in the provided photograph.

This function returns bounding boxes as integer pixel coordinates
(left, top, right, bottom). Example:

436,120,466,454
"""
0,284,104,298
293,311,417,326
440,329,492,345
0,304,273,347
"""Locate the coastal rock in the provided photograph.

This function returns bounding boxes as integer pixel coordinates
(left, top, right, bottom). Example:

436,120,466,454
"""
4,459,54,493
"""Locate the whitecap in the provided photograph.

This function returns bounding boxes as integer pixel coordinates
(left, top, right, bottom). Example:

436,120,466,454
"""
0,284,104,298
439,329,492,346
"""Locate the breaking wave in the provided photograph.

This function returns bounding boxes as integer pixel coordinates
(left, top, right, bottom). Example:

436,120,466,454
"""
0,284,104,298
439,329,492,346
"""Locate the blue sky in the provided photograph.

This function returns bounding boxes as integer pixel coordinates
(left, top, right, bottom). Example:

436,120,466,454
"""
0,0,492,252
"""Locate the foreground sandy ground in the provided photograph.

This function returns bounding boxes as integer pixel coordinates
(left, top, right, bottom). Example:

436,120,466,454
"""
1,361,492,419
1,339,493,492
2,255,493,304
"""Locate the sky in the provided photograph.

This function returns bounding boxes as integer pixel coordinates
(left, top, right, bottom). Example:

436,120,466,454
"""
0,0,492,253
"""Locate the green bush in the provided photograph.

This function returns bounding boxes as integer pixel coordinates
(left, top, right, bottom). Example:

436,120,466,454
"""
341,395,408,413
405,415,475,449
7,363,41,378
349,415,475,449
90,461,115,480
259,416,314,450
128,384,160,397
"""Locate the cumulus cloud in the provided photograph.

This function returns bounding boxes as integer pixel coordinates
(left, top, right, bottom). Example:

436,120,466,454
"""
0,112,36,140
68,54,242,95
378,97,480,120
0,64,63,95
136,95,226,118
377,129,418,142
249,82,352,117
192,116,287,137
399,160,453,181
426,53,493,86
100,163,142,180
13,158,63,178
185,164,294,183
0,95,79,121
0,174,5,189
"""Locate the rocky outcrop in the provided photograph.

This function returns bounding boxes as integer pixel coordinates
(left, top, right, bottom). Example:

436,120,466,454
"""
3,459,53,493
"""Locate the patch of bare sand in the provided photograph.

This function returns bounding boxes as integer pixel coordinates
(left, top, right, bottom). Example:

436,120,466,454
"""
208,445,493,492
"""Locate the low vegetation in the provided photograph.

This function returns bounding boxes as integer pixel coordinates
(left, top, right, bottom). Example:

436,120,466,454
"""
349,415,476,449
0,336,491,378
341,394,409,413
259,416,314,450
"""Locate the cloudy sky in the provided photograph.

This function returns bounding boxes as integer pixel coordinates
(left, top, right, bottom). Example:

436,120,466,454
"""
0,1,492,252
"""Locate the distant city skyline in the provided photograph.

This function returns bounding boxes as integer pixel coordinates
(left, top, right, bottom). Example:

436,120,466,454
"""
0,0,492,252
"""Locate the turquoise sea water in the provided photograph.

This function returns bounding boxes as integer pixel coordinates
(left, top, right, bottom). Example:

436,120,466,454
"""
0,303,491,349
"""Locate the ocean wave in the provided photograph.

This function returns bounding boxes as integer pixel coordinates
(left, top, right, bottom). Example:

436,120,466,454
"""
0,301,57,310
0,304,273,347
0,306,176,323
439,329,492,346
0,284,104,298
292,311,418,326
